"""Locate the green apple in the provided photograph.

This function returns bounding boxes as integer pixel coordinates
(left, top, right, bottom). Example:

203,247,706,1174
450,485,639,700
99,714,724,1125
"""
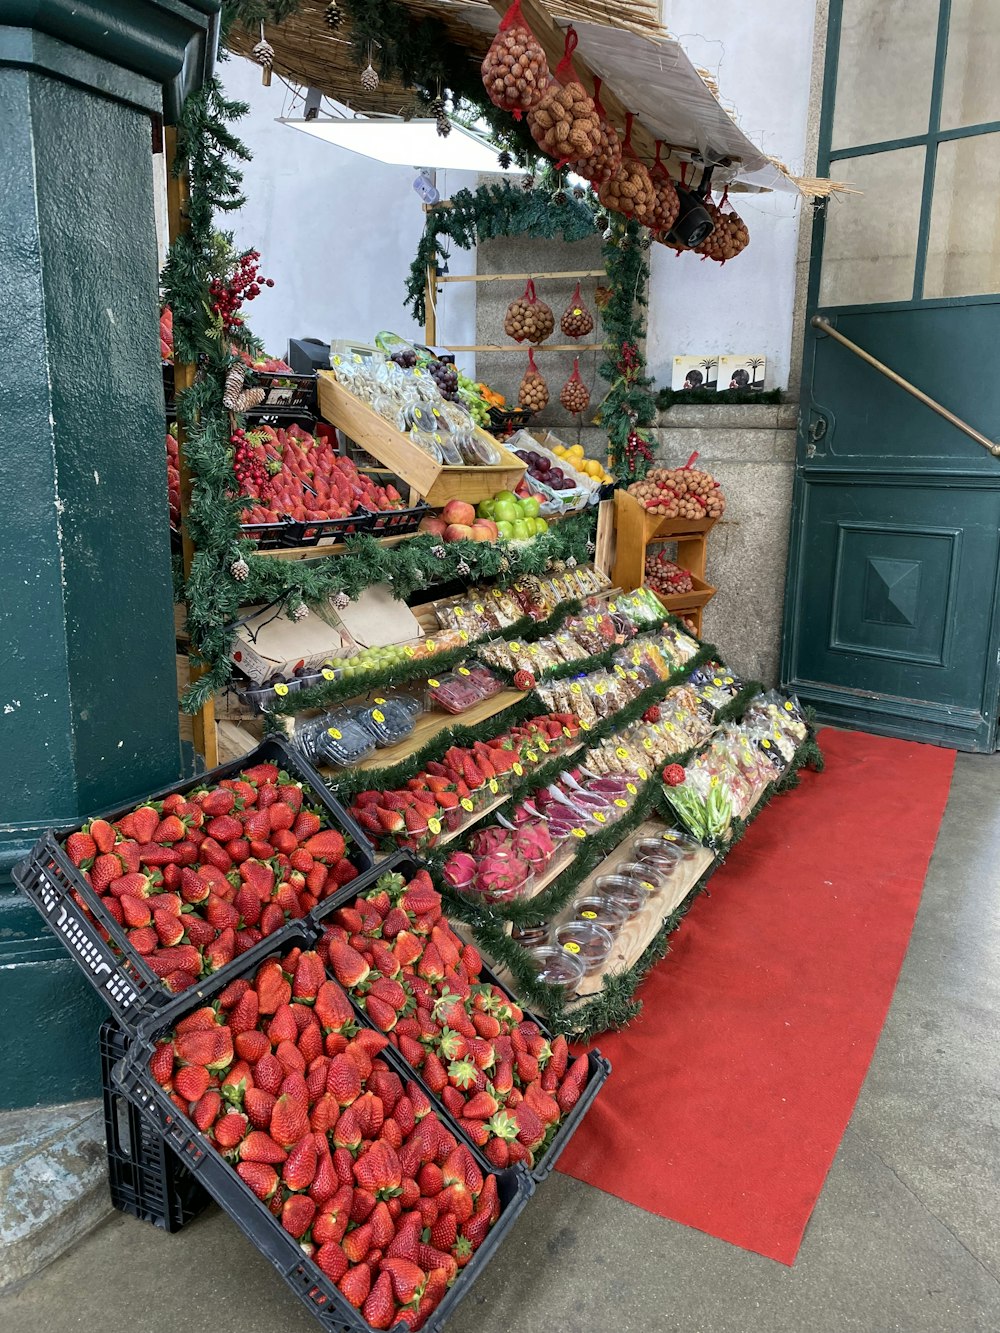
477,499,496,520
520,496,541,519
511,519,530,540
510,500,525,520
494,491,518,506
496,520,515,539
534,517,549,535
494,500,518,524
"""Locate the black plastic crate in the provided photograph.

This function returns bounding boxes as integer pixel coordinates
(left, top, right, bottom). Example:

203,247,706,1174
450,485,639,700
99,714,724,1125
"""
311,855,611,1184
366,499,429,538
281,505,373,548
116,925,534,1333
101,1019,209,1232
251,370,317,413
12,738,375,1033
240,516,294,549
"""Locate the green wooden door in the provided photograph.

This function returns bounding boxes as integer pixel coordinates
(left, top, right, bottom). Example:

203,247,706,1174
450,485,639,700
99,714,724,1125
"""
782,0,1000,751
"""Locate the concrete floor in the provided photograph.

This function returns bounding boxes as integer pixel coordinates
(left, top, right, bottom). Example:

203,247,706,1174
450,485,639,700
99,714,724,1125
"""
3,750,998,1333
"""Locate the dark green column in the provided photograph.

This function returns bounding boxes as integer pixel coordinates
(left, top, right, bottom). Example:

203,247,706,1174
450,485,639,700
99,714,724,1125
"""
0,2,220,1110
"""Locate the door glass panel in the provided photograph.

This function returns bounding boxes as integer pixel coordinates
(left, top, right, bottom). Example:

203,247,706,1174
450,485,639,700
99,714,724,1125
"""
941,0,1000,129
819,148,926,306
923,133,1000,298
831,0,937,150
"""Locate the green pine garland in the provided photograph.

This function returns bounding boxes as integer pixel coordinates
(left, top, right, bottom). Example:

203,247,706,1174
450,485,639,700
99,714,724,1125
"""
403,184,659,480
656,386,784,411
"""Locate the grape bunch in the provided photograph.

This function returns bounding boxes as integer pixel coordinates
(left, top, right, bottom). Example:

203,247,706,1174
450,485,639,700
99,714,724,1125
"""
390,348,418,369
428,358,459,401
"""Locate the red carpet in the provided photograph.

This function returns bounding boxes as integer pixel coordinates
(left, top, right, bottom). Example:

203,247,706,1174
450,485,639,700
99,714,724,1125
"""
556,729,956,1264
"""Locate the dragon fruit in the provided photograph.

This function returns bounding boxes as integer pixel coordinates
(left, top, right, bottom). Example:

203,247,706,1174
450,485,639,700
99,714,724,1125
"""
443,850,477,889
469,825,510,857
476,850,531,901
512,823,555,868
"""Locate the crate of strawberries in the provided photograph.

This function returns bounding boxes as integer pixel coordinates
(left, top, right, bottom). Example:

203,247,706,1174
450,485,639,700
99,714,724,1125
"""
13,740,375,1031
113,922,534,1332
314,856,611,1184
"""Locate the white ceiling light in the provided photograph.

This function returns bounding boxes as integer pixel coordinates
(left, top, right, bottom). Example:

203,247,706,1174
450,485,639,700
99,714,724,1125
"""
278,116,524,173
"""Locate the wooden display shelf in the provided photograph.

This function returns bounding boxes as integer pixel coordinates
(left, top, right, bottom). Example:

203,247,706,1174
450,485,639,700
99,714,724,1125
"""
254,532,415,562
317,372,525,506
438,791,511,847
612,488,718,593
553,816,715,1002
652,575,717,613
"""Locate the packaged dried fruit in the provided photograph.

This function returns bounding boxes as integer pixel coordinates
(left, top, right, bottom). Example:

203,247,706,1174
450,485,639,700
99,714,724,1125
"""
427,667,504,714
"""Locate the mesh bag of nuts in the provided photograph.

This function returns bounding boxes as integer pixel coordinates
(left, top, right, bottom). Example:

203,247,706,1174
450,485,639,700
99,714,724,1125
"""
647,142,680,236
560,281,594,338
526,27,602,170
481,0,550,119
696,193,750,263
504,278,555,344
559,357,590,415
627,461,727,520
577,77,622,186
519,347,549,411
597,113,655,223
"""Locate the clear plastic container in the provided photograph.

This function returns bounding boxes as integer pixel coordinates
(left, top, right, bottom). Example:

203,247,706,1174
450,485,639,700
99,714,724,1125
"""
632,835,685,870
351,695,422,747
571,895,629,936
554,920,614,975
525,943,586,992
427,669,503,715
593,875,651,917
511,923,549,949
311,716,378,768
616,861,674,894
474,850,534,903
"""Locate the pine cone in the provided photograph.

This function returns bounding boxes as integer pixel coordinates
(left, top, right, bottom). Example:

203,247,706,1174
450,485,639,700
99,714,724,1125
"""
498,150,513,170
360,64,379,93
222,365,245,410
324,1,342,29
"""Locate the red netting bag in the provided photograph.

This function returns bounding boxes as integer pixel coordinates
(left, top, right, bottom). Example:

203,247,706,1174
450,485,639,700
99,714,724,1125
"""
504,279,555,343
560,281,594,338
481,0,550,119
597,113,655,222
578,77,622,186
519,347,549,410
527,27,602,169
560,358,590,414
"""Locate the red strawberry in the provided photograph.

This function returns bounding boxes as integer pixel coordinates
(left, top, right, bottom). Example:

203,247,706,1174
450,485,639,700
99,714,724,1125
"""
271,1093,309,1148
175,1026,233,1070
200,788,236,816
361,1271,396,1331
430,1211,457,1251
154,814,186,844
303,829,346,863
338,1263,372,1309
315,1242,348,1283
237,1161,278,1201
130,806,159,843
282,1134,318,1191
192,1089,222,1132
66,831,97,867
238,1131,287,1164
327,940,370,989
214,1111,248,1151
281,1193,315,1239
343,1221,374,1264
255,959,291,1014
364,996,397,1033
292,809,322,840
88,819,117,854
90,853,122,892
327,1054,362,1107
381,1257,425,1306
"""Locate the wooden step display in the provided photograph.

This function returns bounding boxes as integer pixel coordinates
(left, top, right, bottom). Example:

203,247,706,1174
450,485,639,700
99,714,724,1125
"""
317,372,525,506
612,487,718,637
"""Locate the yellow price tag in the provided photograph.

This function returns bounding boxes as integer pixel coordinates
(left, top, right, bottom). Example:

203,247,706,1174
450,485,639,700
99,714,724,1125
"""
571,683,582,694
784,700,794,712
404,646,415,657
454,607,464,618
614,798,628,808
333,355,342,365
425,639,435,652
643,738,653,750
615,665,626,678
526,750,538,763
713,677,723,687
513,763,523,777
638,767,648,781
327,727,342,739
571,828,587,839
616,746,629,760
510,643,521,652
564,941,581,954
427,678,440,689
321,669,336,681
593,812,606,824
460,798,474,813
724,676,734,685
581,909,597,919
489,778,499,794
427,817,441,835
626,782,637,795
458,667,471,677
371,709,385,724
273,683,289,696
460,631,469,642
374,697,386,705
641,880,655,893
539,740,549,753
580,720,591,731
475,603,485,614
595,684,606,696
563,726,572,738
762,738,772,748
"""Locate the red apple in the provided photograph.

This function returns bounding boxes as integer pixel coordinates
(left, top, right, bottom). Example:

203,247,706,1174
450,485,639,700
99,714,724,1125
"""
444,523,474,543
442,499,476,528
469,523,496,543
418,515,448,537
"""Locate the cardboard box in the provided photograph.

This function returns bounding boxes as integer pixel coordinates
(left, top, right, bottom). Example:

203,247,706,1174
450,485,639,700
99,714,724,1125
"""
229,602,357,685
335,585,424,649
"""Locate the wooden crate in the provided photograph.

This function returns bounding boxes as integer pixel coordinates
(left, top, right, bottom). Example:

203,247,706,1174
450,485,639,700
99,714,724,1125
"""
652,574,717,613
317,372,525,506
612,488,718,592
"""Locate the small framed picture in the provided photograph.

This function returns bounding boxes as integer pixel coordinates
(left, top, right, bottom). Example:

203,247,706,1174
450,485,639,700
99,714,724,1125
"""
718,354,766,391
671,355,718,392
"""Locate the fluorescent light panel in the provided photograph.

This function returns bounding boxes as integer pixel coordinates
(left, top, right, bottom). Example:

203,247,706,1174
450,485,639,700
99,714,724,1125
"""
278,116,523,173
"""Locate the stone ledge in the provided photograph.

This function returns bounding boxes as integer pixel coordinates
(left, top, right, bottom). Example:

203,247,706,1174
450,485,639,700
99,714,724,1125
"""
656,401,799,431
0,1100,111,1293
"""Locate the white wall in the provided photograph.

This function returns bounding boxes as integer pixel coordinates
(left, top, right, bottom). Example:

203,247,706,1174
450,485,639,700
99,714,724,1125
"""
649,1,818,390
219,57,478,365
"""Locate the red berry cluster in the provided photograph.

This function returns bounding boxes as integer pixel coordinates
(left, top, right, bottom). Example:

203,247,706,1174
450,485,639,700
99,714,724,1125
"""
231,429,271,499
616,340,641,382
210,250,275,335
624,427,654,472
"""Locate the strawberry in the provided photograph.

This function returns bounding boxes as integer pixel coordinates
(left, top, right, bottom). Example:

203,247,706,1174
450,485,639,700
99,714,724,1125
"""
281,1193,315,1239
292,810,322,840
200,788,236,817
242,762,280,785
238,1131,287,1164
173,1059,212,1102
214,1111,248,1151
130,806,159,844
283,1134,318,1191
149,1042,174,1086
430,1212,457,1251
417,1245,456,1285
192,1089,222,1132
88,819,117,854
327,940,370,989
314,980,355,1035
90,853,123,893
303,829,346,863
241,809,272,841
175,1026,233,1070
338,1263,372,1309
548,1033,569,1081
343,1221,374,1264
353,1140,402,1197
511,1101,545,1151
333,1105,362,1152
66,831,96,867
381,1257,425,1306
362,1271,396,1331
237,1161,278,1201
154,814,186,844
270,1092,309,1149
375,808,404,835
315,1242,348,1283
255,959,291,1014
327,1054,362,1106
462,1207,492,1249
364,996,397,1033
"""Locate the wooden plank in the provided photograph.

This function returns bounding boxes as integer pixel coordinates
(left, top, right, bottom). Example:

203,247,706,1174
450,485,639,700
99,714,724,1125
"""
611,488,647,592
424,262,437,346
165,125,217,770
594,496,614,580
441,344,600,354
254,532,416,562
653,575,716,613
317,373,526,506
438,270,607,284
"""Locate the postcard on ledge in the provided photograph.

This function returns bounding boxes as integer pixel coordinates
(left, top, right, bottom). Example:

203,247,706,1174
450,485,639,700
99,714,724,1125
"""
718,354,766,391
671,356,719,392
